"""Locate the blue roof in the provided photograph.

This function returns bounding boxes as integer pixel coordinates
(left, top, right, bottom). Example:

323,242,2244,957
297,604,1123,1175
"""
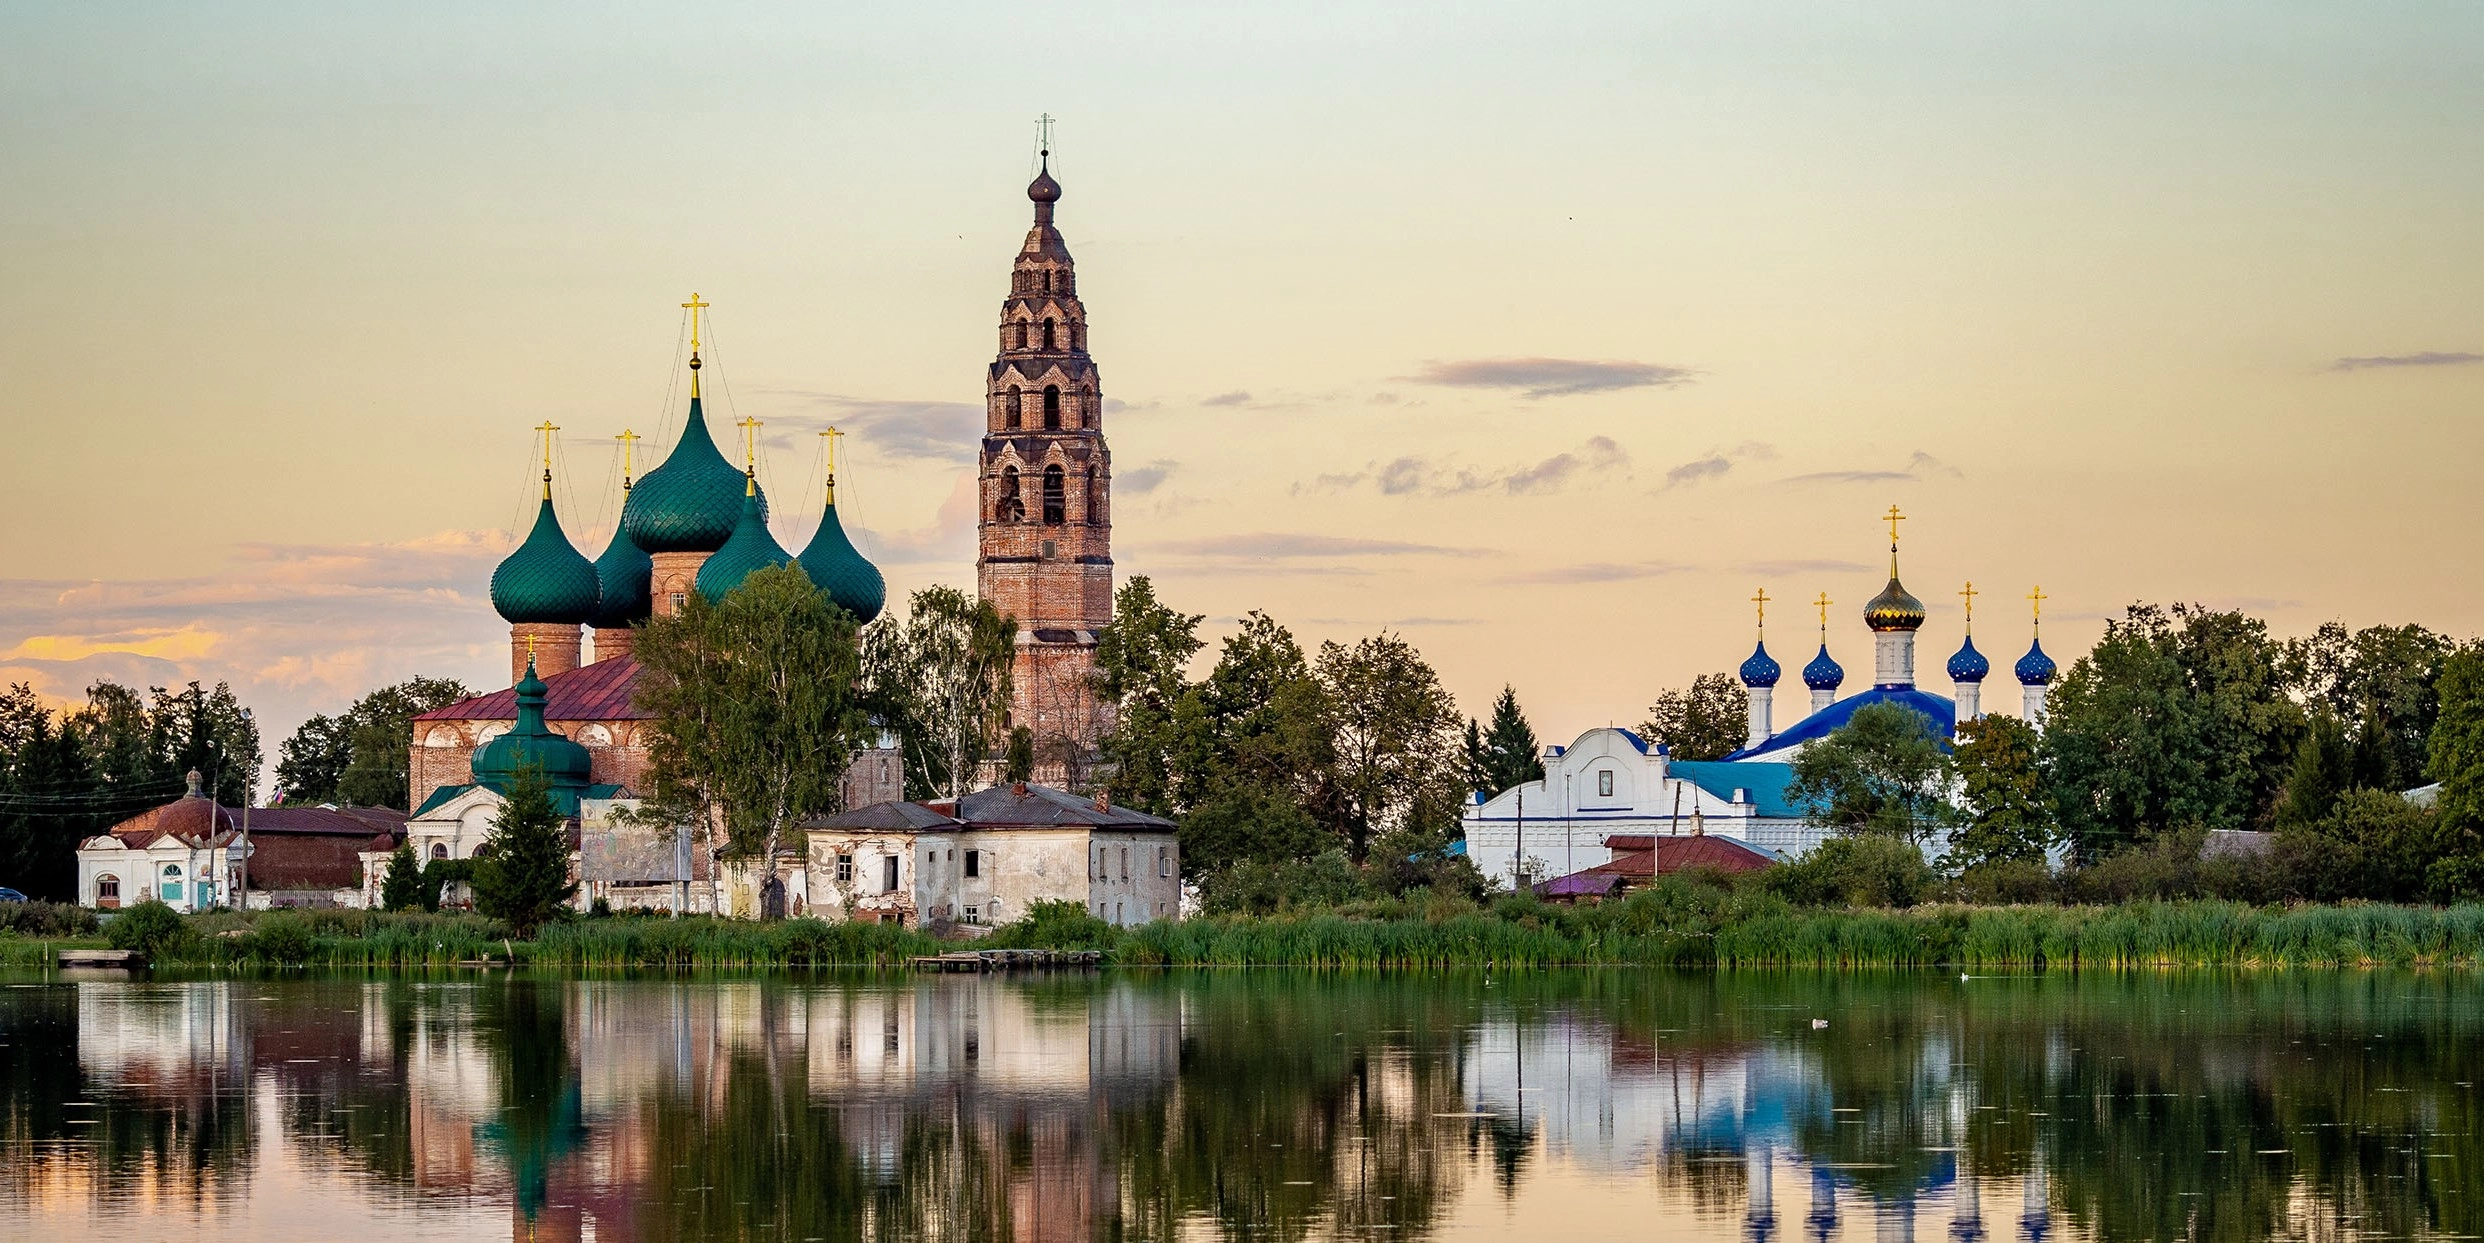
1721,685,1957,762
1669,759,1811,819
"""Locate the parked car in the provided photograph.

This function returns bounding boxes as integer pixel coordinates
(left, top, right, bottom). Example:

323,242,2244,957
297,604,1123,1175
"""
0,887,26,903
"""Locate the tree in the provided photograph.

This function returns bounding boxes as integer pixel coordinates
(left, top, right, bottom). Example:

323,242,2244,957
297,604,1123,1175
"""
1183,612,1337,813
1477,686,1540,798
378,841,426,911
635,565,873,877
2275,709,2353,828
1004,726,1035,783
276,676,471,808
1947,715,2053,869
148,680,261,806
471,766,578,934
2429,645,2484,832
1179,783,1332,882
2044,604,2303,861
1315,633,1464,861
859,585,1015,800
1094,576,1204,812
2289,621,2452,789
275,713,354,805
1641,673,1750,761
1787,701,1954,844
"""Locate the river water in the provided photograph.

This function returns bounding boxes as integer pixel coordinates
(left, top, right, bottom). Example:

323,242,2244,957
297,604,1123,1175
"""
0,969,2476,1242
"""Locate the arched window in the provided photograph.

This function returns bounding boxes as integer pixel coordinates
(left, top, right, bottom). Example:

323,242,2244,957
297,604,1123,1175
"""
96,874,120,906
160,863,183,904
430,843,449,861
1042,465,1065,525
1042,319,1056,351
1084,466,1100,524
1043,385,1061,430
997,466,1024,523
1006,385,1022,430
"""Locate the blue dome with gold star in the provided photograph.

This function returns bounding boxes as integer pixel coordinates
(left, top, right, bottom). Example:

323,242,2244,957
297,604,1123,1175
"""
2015,638,2056,686
1948,636,1990,683
1803,644,1845,692
1739,641,1782,689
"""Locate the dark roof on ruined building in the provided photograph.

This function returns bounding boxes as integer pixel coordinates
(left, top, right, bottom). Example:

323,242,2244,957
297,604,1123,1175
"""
418,655,649,722
801,801,964,832
956,783,1174,831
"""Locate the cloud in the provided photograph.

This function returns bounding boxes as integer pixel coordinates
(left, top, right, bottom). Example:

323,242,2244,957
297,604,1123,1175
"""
1505,436,1628,495
1783,451,1963,486
1308,437,1629,498
1498,560,1693,585
1118,460,1177,495
852,471,979,566
761,391,984,464
1658,441,1777,491
2328,351,2483,372
1404,357,1695,399
1148,533,1459,559
1745,558,1875,576
1200,390,1253,407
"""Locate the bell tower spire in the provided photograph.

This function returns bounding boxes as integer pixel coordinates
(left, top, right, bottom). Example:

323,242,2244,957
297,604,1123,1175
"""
977,119,1114,785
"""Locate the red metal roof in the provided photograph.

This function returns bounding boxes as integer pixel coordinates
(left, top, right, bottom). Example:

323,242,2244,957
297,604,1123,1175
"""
416,656,649,722
1587,834,1778,877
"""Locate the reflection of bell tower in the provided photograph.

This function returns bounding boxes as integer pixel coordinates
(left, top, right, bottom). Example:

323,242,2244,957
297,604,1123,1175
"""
976,119,1114,777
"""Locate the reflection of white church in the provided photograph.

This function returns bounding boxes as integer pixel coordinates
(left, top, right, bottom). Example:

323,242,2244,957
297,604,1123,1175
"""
1464,519,2058,887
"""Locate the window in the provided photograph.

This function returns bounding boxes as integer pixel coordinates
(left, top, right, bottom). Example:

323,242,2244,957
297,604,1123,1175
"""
964,849,980,878
1598,770,1614,797
431,843,449,861
669,592,687,614
836,853,854,883
1006,385,1022,429
1042,320,1056,351
96,874,120,905
161,864,183,904
1042,465,1065,525
882,855,899,893
1159,847,1170,878
1115,900,1124,924
1043,385,1061,430
997,466,1024,523
1084,466,1100,524
1120,847,1129,881
964,905,981,925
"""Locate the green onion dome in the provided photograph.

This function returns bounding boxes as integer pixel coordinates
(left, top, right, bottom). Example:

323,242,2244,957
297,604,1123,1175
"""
587,521,653,629
797,498,885,623
621,395,765,553
471,656,594,794
491,494,599,624
695,484,799,601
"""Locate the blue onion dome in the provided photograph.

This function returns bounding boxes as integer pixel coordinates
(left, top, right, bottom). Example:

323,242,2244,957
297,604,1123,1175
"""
1863,569,1927,632
1739,641,1782,688
471,656,594,793
695,483,799,601
1803,644,1846,691
621,394,766,554
797,497,885,624
491,494,599,624
2016,637,2057,686
1948,635,1990,683
587,521,653,629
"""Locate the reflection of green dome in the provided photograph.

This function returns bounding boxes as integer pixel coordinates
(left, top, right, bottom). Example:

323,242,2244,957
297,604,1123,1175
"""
587,521,652,629
695,484,798,601
491,495,599,624
471,658,594,793
797,497,884,623
621,396,764,553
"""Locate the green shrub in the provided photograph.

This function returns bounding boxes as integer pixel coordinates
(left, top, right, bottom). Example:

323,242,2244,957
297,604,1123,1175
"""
1760,835,1938,908
1201,849,1369,916
0,900,101,937
1947,860,2057,905
105,901,191,960
244,912,317,965
985,899,1122,950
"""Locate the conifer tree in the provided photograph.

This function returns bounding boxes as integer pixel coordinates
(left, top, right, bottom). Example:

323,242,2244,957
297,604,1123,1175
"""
1480,686,1540,798
471,765,576,936
379,841,425,911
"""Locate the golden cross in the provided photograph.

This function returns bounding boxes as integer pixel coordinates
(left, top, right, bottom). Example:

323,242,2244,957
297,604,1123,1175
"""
534,421,559,471
1750,587,1770,633
1036,113,1054,154
682,292,709,353
736,416,762,471
2028,585,2047,624
616,428,640,484
1814,591,1833,632
1959,580,1978,624
1884,504,1906,545
820,426,844,475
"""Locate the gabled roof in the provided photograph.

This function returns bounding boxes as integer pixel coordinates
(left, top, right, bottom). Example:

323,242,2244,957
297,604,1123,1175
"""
801,801,963,832
1721,686,1956,762
417,656,647,723
956,783,1175,830
103,796,406,847
1590,834,1780,875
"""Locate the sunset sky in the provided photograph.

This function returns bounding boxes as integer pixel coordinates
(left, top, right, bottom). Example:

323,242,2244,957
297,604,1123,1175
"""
4,3,2480,779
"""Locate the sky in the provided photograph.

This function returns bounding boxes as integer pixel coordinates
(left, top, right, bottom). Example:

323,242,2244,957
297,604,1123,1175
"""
3,2,2480,788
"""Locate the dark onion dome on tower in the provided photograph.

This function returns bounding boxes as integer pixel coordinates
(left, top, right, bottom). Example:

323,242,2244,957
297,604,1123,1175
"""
491,490,599,624
587,522,653,629
1739,641,1782,688
1862,557,1927,632
1803,644,1846,692
2015,637,2057,686
621,381,765,553
470,655,594,794
1027,160,1061,205
695,479,798,601
1947,635,1990,683
797,492,884,623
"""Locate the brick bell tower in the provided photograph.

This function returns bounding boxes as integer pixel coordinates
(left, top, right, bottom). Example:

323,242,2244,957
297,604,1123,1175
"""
977,132,1114,777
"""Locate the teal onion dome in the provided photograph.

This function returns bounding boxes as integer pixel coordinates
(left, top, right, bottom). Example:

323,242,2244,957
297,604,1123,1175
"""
2015,638,2057,686
491,495,599,624
694,485,798,601
1803,644,1846,692
471,657,594,794
621,396,765,553
1948,635,1990,683
797,498,885,623
587,521,653,629
1739,641,1781,689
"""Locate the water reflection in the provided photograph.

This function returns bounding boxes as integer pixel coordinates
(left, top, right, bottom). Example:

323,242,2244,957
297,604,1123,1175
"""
1,970,2478,1241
